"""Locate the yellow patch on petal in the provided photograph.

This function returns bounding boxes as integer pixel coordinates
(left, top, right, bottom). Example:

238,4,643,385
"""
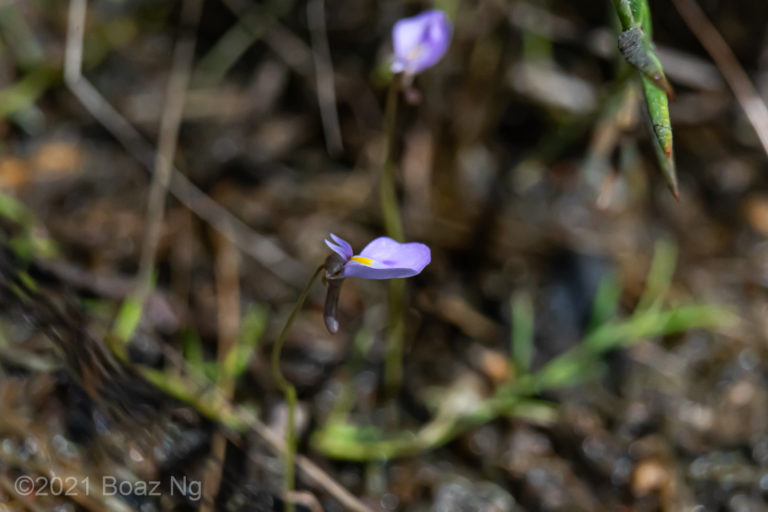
350,256,374,266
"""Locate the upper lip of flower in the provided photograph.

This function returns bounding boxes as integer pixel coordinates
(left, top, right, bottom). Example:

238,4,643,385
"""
325,233,353,261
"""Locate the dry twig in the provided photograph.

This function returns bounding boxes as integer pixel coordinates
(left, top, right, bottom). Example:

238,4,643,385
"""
308,0,344,156
670,0,768,157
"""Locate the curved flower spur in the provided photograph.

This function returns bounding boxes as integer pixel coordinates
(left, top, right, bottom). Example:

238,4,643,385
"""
322,234,430,333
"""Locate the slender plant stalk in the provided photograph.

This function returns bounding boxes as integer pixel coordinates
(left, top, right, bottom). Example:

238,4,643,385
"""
385,278,405,393
380,80,406,395
381,81,404,241
270,265,324,512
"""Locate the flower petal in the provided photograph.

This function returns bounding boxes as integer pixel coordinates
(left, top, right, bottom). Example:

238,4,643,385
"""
329,233,353,257
391,10,452,75
342,236,430,279
343,261,423,279
325,233,353,260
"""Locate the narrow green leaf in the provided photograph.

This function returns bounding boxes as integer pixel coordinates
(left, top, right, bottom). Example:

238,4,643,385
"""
637,238,677,312
613,0,635,29
618,27,673,96
112,297,143,342
223,304,268,379
642,76,678,198
537,304,734,390
183,330,206,374
589,272,621,331
0,193,29,225
635,0,653,36
0,69,55,120
511,291,534,375
612,0,678,198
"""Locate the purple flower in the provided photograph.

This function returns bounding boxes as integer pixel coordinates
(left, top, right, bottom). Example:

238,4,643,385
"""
391,9,452,76
325,234,430,280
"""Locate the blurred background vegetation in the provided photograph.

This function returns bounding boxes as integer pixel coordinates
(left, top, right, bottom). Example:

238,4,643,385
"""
0,0,767,510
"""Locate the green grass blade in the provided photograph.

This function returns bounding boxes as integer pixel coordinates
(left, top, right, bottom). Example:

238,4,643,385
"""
511,291,534,375
618,27,673,96
612,0,636,29
537,304,734,390
223,304,268,379
612,0,678,198
642,76,677,197
588,271,621,331
183,329,207,375
112,296,143,342
637,238,677,312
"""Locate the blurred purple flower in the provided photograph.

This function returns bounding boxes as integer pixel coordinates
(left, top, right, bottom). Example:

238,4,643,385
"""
325,233,430,280
390,9,452,76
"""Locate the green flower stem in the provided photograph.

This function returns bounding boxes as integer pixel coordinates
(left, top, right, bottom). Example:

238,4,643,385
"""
380,79,406,396
380,80,404,241
270,265,324,512
385,278,405,393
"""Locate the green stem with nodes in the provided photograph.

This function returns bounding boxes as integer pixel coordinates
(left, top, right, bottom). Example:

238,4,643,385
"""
270,265,324,512
380,79,406,396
